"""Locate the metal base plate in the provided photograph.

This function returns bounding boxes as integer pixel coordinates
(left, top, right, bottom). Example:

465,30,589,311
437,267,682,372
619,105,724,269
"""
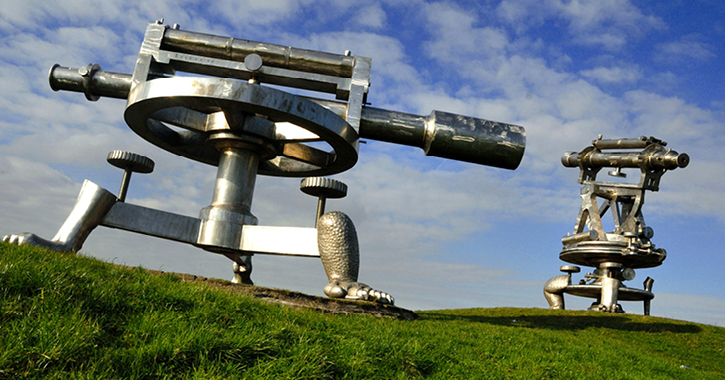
560,241,665,269
564,284,654,301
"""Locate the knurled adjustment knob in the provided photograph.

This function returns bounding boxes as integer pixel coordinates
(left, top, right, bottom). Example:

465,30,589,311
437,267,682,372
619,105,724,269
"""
107,150,154,173
559,265,581,274
300,177,347,226
106,150,155,201
301,177,347,199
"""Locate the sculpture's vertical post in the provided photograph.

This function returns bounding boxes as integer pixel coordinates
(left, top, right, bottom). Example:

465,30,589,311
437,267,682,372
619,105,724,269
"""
198,146,259,250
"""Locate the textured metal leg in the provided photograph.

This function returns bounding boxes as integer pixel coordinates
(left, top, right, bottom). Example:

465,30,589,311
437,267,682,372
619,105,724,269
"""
224,253,254,285
643,277,654,316
599,276,622,312
317,211,394,304
543,274,570,310
3,180,117,252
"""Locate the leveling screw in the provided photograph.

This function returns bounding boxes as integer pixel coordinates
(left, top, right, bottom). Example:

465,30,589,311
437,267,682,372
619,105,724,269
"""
106,150,155,202
300,177,347,227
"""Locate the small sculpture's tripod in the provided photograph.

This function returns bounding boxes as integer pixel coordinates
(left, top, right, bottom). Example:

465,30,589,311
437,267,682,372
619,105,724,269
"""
544,136,688,314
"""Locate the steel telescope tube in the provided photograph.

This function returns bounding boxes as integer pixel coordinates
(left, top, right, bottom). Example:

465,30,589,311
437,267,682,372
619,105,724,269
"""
561,150,689,170
49,65,526,170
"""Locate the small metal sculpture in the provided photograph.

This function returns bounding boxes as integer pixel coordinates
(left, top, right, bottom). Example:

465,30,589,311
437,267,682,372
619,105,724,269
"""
544,136,688,314
3,20,526,304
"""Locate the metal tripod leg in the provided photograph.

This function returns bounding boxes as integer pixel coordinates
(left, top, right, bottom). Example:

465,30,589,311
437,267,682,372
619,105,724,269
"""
3,180,117,252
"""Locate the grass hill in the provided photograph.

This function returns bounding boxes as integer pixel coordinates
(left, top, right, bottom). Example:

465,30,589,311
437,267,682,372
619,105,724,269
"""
1,242,723,379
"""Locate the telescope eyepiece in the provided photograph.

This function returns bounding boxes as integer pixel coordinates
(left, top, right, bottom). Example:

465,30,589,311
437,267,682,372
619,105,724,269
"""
675,152,690,168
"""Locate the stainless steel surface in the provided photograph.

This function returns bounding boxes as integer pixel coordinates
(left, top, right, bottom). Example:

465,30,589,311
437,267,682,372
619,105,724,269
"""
197,147,259,252
123,76,360,177
300,177,348,226
561,147,688,171
317,211,393,304
560,265,580,274
228,254,253,285
106,150,154,202
545,136,688,315
48,67,526,170
162,27,356,78
240,226,319,257
102,200,202,244
361,108,525,169
49,64,132,99
103,200,321,257
599,274,621,313
563,284,654,302
559,240,666,269
10,21,526,304
543,274,571,310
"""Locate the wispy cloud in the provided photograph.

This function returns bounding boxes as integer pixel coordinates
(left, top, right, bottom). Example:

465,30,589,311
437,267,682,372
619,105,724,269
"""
352,3,387,30
655,33,716,63
497,0,665,50
580,65,642,83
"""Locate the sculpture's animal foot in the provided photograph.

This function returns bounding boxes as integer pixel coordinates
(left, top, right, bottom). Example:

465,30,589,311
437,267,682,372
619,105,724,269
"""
2,233,72,252
324,281,394,305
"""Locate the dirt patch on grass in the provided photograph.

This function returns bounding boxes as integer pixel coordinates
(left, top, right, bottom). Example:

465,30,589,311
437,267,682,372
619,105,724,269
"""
145,269,418,321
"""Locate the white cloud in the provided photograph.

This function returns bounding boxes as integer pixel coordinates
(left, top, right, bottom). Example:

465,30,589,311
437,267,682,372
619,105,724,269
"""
0,157,81,237
424,2,509,59
655,33,716,63
496,0,664,49
211,0,307,26
580,66,642,83
353,3,387,29
624,90,723,148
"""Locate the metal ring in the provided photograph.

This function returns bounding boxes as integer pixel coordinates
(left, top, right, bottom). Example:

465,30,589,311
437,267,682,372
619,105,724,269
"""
559,241,665,269
124,77,359,177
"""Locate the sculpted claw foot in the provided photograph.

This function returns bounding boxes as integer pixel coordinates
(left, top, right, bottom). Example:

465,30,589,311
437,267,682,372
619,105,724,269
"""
2,233,74,252
317,211,394,305
324,280,394,305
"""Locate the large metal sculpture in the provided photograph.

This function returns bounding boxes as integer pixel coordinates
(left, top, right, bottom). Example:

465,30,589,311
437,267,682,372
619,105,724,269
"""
544,136,688,314
3,21,526,304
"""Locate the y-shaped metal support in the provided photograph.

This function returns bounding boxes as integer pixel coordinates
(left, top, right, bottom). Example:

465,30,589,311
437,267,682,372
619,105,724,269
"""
317,211,394,304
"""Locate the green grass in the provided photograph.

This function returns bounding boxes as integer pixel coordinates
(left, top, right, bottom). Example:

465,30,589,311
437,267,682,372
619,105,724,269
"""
1,242,723,379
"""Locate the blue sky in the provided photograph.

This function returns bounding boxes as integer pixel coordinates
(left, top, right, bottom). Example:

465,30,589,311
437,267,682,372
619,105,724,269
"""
1,0,724,326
